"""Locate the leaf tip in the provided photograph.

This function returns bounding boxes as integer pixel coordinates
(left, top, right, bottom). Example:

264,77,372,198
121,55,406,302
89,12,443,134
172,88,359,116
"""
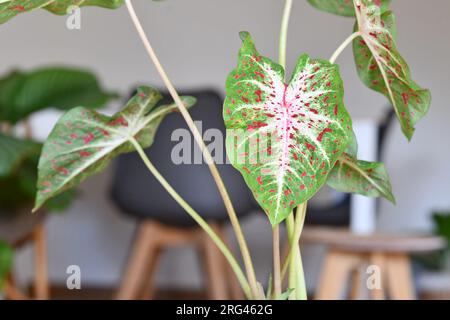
239,31,250,42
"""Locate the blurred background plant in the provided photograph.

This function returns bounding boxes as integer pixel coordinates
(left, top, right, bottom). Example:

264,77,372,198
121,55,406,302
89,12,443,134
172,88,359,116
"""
413,212,450,271
0,66,116,289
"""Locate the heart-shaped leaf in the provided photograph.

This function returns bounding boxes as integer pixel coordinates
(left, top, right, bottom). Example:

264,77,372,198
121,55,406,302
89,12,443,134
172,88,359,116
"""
327,152,395,203
0,0,124,25
353,0,431,140
0,67,116,124
0,241,13,289
224,32,353,225
0,133,41,177
307,0,390,17
33,86,196,212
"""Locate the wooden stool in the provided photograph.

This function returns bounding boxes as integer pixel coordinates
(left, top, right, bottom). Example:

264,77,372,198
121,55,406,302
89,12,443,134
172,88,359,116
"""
0,211,49,300
116,220,243,300
301,227,445,300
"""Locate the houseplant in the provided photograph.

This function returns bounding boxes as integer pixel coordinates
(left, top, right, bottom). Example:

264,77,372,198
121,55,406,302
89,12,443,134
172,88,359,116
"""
1,0,430,299
0,66,115,290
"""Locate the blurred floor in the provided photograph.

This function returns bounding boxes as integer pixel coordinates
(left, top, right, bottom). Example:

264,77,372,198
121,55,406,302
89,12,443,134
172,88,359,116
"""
49,285,207,300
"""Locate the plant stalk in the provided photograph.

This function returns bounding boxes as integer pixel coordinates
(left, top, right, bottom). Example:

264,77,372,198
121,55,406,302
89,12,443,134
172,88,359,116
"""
129,137,252,299
272,225,282,298
278,0,293,69
329,31,361,64
288,203,307,300
124,0,259,298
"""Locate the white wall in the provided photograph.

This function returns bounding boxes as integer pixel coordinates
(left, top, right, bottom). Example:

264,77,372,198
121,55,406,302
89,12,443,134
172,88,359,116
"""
2,0,450,290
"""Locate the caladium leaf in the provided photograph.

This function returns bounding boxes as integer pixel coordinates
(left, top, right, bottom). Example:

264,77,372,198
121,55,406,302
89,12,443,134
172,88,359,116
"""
0,0,124,25
307,0,390,17
353,0,431,140
0,133,41,177
33,86,196,212
224,32,353,225
0,67,116,124
327,152,395,203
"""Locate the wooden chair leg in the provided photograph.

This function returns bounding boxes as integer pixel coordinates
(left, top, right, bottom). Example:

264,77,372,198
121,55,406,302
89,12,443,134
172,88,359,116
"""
386,253,415,300
4,274,28,300
200,223,228,300
140,247,163,300
316,249,360,300
349,267,362,300
217,227,244,300
33,224,49,300
116,221,159,300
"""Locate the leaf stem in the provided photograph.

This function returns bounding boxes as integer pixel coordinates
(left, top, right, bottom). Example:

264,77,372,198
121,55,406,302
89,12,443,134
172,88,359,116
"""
124,0,259,298
278,0,293,70
272,225,282,298
288,203,307,300
129,137,252,299
329,31,361,64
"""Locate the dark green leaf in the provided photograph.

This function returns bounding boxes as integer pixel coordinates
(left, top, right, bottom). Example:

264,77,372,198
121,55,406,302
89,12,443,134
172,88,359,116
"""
33,86,196,211
0,67,117,124
0,154,77,213
0,241,13,289
327,152,395,203
0,133,41,177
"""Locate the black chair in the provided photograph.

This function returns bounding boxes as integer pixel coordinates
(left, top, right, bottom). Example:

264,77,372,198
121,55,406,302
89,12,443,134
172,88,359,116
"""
111,90,254,300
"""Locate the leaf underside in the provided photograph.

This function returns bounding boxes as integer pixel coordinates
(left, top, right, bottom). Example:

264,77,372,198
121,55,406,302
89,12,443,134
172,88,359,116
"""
33,86,196,212
327,152,395,203
307,0,390,17
352,0,431,140
0,0,124,24
224,32,353,225
0,67,116,124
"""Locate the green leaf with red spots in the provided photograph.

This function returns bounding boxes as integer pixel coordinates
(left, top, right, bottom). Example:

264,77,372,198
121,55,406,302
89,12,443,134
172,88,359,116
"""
0,0,124,24
353,0,431,140
33,86,196,212
307,0,390,17
327,152,395,203
0,67,117,124
224,32,353,226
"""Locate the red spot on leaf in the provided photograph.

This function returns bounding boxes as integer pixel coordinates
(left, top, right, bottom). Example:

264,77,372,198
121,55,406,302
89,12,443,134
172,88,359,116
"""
109,117,128,127
83,132,94,144
317,128,333,142
257,176,263,185
254,71,265,79
402,93,409,105
305,142,315,151
13,5,25,12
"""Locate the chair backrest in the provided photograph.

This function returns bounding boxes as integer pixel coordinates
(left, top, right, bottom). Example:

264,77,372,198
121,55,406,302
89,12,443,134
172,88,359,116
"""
110,90,254,226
